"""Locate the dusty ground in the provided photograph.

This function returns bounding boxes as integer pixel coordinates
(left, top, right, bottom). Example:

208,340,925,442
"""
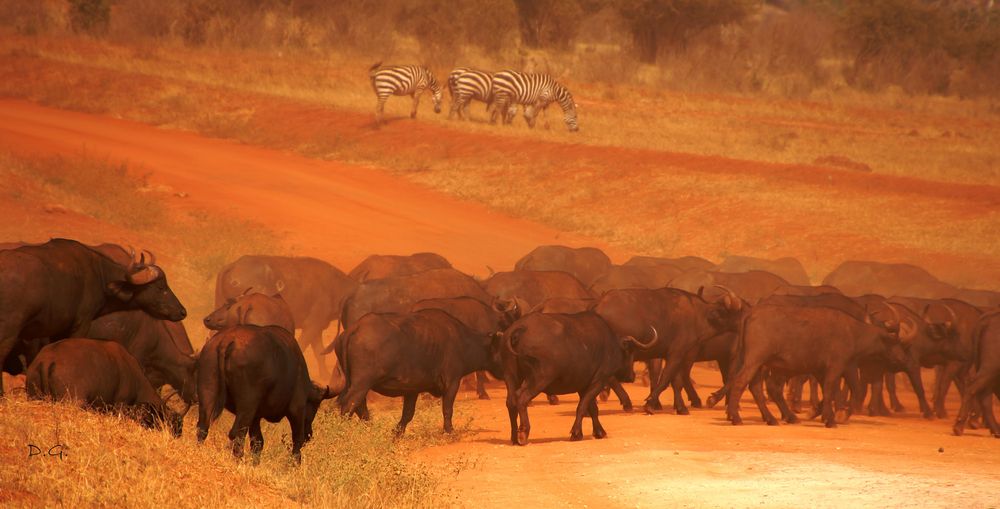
1,100,998,508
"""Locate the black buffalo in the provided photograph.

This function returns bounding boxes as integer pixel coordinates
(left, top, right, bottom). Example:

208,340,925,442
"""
340,268,490,331
26,338,182,436
215,255,357,378
953,311,1000,438
205,291,296,334
348,252,452,282
822,260,957,299
514,245,612,287
670,270,790,305
196,325,334,463
410,296,520,399
725,299,910,427
588,264,684,296
0,239,186,395
594,287,744,415
623,255,714,272
88,311,198,406
713,255,811,286
501,311,657,444
483,270,593,309
335,309,500,435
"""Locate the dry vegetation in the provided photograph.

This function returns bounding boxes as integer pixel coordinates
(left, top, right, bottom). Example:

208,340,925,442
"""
0,391,470,508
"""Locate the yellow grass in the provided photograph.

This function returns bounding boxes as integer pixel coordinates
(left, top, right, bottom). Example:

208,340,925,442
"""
0,392,469,508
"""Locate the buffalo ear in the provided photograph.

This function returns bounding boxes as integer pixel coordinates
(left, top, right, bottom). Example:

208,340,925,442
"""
107,281,135,301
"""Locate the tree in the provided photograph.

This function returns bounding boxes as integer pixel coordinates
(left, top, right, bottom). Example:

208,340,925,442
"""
512,0,590,49
616,0,758,63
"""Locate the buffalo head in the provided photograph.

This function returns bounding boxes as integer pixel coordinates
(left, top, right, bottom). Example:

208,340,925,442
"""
922,303,958,342
108,251,186,321
705,285,746,333
304,382,337,443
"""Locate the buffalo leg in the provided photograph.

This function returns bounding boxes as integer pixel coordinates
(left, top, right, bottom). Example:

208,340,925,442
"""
300,325,329,380
395,393,418,436
984,389,999,437
749,371,778,426
869,372,891,417
766,374,799,424
571,383,604,441
338,385,370,419
228,407,257,459
934,362,961,418
249,419,264,464
787,376,805,413
442,381,461,433
886,373,905,413
685,376,703,409
546,393,559,405
954,372,996,435
588,398,607,439
288,408,307,464
645,352,690,414
727,359,765,426
607,378,633,412
475,371,490,400
644,359,664,410
599,387,610,402
903,361,934,419
821,370,841,428
515,381,538,445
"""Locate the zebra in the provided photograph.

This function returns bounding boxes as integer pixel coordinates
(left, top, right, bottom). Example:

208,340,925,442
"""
368,62,443,125
447,67,517,120
490,71,578,132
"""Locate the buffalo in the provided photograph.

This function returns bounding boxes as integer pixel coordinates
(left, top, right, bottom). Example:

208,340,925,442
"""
340,268,490,331
953,288,1000,309
196,325,334,463
669,270,790,305
483,270,593,309
26,338,182,436
0,239,186,395
623,255,714,272
335,309,500,435
589,264,684,296
713,255,811,286
953,311,1000,438
501,311,657,445
88,311,198,406
204,290,296,334
595,286,745,415
348,252,452,282
822,261,957,299
409,296,520,399
725,299,911,427
215,255,357,378
514,245,612,287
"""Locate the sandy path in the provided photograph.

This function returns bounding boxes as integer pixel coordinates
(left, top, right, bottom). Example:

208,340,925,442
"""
420,365,1000,509
0,99,609,275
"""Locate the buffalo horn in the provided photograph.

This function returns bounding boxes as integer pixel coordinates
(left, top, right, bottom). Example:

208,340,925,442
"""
624,326,659,351
713,285,741,311
128,264,162,285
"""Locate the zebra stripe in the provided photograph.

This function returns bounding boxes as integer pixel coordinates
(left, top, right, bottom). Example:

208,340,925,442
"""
448,68,495,120
491,71,578,132
369,62,443,125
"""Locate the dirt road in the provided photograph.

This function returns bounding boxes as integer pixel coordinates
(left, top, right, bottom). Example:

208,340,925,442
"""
0,99,608,275
1,99,998,508
420,365,1000,509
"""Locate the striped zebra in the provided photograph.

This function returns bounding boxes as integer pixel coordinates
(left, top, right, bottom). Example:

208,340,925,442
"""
491,71,579,132
369,62,443,125
447,67,517,120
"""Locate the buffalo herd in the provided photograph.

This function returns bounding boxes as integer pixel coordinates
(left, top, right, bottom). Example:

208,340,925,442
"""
1,239,998,463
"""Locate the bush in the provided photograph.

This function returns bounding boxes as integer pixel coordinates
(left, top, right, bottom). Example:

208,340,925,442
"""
68,0,110,35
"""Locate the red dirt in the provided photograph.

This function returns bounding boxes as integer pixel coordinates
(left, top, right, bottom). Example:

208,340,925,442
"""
1,99,999,507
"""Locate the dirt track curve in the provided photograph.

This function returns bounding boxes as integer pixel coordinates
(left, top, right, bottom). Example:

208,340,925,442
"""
1,100,999,508
0,99,608,275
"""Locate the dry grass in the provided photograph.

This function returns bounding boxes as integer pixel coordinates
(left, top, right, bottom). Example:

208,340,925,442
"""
0,34,996,290
0,391,469,508
0,149,281,346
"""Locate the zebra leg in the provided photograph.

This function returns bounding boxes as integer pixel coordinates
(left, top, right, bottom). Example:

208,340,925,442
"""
491,95,506,125
375,95,388,126
410,91,422,119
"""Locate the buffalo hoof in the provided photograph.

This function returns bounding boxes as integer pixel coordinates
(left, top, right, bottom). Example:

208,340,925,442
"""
622,402,634,413
690,399,703,409
570,431,584,442
785,414,800,425
825,420,838,429
594,429,608,439
952,424,964,436
993,432,1000,439
647,399,663,411
676,406,690,416
547,395,560,405
935,408,948,419
922,411,935,420
705,395,720,408
478,392,491,401
516,430,529,446
730,416,743,426
643,403,658,415
892,403,906,413
969,419,981,430
764,416,779,426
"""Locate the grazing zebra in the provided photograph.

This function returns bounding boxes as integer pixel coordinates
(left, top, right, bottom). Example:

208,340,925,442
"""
491,71,579,132
368,62,443,125
447,67,516,120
